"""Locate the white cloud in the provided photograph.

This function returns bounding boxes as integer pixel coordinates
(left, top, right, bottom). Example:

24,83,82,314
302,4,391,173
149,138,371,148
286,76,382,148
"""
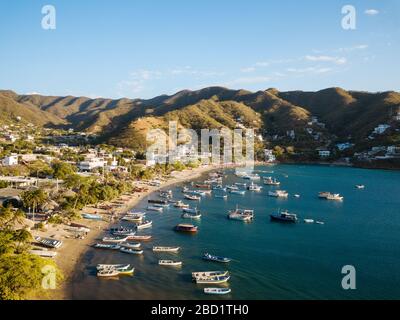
365,9,379,16
287,67,332,74
240,67,256,73
305,55,347,65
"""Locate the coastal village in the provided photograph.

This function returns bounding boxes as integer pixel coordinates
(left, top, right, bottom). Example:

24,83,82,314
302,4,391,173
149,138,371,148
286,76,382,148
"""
0,107,400,299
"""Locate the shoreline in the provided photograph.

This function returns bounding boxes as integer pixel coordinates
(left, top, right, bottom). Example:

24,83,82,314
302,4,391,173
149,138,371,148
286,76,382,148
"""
48,163,234,300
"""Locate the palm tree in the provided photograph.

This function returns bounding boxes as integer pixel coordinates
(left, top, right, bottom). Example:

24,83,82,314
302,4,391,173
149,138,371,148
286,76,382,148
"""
21,189,49,214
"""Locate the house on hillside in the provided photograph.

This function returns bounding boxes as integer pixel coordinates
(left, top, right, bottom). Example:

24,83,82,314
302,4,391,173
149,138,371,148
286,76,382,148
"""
1,155,18,166
336,142,354,151
318,150,331,158
264,149,276,163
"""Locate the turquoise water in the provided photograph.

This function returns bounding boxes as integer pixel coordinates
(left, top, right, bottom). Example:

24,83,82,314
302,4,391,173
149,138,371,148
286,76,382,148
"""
69,165,400,300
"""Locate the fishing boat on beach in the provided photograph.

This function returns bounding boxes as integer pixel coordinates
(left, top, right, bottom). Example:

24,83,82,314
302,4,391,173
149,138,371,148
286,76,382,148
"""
82,213,103,221
159,260,182,267
136,220,153,230
174,224,198,233
120,247,144,255
204,288,231,295
268,190,289,198
153,246,180,253
97,269,120,277
121,215,144,222
203,253,231,263
102,235,129,243
270,210,298,223
93,243,121,250
182,212,202,220
129,235,152,241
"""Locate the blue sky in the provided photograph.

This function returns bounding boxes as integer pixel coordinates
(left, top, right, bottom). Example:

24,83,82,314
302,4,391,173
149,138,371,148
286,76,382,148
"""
0,0,399,99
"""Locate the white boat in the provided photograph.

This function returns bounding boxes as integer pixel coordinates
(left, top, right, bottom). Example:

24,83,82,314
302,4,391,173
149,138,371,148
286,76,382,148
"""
182,207,198,214
121,215,144,222
235,182,247,187
326,193,344,201
153,246,180,253
182,213,202,220
228,207,254,222
304,219,315,224
102,236,129,243
120,247,144,255
263,177,281,186
97,264,130,271
158,260,183,267
356,185,365,189
97,269,119,277
120,242,141,249
226,185,239,191
294,194,301,198
195,275,230,284
268,190,289,198
93,243,121,250
136,220,153,230
184,194,201,201
125,211,146,217
243,174,260,181
192,271,229,279
174,201,189,209
204,288,231,295
147,206,163,212
316,221,325,225
247,183,262,191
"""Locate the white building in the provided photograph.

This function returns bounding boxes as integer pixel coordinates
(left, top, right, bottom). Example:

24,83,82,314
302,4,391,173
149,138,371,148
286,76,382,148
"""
264,149,276,163
318,150,331,158
78,157,107,171
1,155,18,166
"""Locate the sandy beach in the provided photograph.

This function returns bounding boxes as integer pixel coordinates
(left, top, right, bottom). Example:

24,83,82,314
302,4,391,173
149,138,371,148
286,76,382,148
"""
41,164,234,300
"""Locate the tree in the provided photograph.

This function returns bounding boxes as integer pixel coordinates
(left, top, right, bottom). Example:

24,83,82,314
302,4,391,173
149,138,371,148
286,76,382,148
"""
21,189,49,213
52,161,77,180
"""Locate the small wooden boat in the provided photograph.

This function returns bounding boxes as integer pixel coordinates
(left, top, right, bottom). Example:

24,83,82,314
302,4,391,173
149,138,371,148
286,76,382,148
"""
204,288,231,295
97,269,119,277
174,224,198,233
97,264,130,271
304,219,315,224
294,194,301,198
148,199,168,205
263,177,281,186
203,253,231,263
147,206,163,212
247,183,262,191
121,215,144,222
192,271,229,279
112,230,136,237
158,260,182,267
153,246,180,253
102,236,129,243
120,242,141,249
82,213,103,221
326,193,344,201
93,243,121,250
129,235,152,241
136,220,153,230
316,221,325,225
228,207,254,222
120,247,144,255
182,213,202,220
195,275,230,284
356,185,365,189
